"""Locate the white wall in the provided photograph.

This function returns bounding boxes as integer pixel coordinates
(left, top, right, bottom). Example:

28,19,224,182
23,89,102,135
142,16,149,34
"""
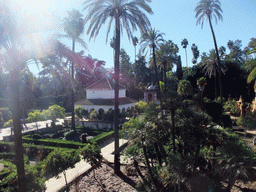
75,102,136,113
87,89,126,99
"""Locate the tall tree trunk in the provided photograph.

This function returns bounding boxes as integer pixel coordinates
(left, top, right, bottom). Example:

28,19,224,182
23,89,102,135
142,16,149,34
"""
134,45,136,64
208,16,223,111
153,46,163,111
171,108,176,154
164,61,167,93
11,70,25,192
185,48,188,67
71,39,76,131
114,13,120,174
142,139,159,191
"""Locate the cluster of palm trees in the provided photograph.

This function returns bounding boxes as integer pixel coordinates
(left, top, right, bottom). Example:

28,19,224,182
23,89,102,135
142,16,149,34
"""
0,0,225,190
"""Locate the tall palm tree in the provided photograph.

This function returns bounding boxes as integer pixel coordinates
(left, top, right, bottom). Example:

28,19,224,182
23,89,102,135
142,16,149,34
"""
0,3,27,191
246,48,256,96
140,28,165,110
156,40,178,93
200,49,225,99
132,36,138,63
83,0,153,173
181,38,189,67
195,0,223,109
61,9,87,131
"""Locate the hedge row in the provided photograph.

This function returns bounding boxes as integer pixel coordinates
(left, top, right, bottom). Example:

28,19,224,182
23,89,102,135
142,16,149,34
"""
22,130,115,149
88,131,114,145
22,136,87,149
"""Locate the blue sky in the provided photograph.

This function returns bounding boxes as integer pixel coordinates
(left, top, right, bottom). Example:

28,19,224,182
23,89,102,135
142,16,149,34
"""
11,0,256,74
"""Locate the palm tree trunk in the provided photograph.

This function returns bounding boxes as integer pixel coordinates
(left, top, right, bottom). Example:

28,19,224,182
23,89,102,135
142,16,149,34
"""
164,61,167,93
142,139,159,191
71,39,76,131
114,13,120,174
208,16,223,111
11,70,25,192
152,46,163,111
134,45,136,63
185,48,188,67
171,108,176,154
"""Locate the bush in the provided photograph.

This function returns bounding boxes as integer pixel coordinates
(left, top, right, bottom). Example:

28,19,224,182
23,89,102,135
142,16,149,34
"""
89,110,99,120
0,108,12,122
220,114,232,129
237,111,256,130
224,100,240,116
4,119,13,127
104,108,114,121
205,102,222,123
0,161,46,192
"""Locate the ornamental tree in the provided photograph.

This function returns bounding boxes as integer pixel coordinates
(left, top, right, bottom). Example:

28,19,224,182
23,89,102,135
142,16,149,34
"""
43,149,80,191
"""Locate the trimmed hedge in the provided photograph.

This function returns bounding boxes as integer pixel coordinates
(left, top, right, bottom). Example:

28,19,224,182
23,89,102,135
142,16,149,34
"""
88,131,114,145
22,131,115,149
22,136,87,149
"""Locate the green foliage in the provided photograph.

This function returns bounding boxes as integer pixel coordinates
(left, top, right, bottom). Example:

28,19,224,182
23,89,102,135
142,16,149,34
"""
80,143,102,168
177,80,193,96
75,106,88,120
28,109,45,123
104,108,114,121
224,100,240,116
4,119,13,127
88,131,114,145
135,101,148,114
0,108,12,122
42,149,80,177
197,77,207,86
89,110,99,120
47,105,65,122
0,161,45,192
237,111,256,130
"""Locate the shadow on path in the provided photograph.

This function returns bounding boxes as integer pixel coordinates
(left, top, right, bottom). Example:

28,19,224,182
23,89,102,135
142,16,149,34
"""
107,163,137,189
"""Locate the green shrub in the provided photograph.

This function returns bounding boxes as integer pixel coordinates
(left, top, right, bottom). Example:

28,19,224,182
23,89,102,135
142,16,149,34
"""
42,149,80,177
80,143,102,168
88,131,114,145
90,110,99,120
224,100,240,116
104,108,114,121
237,111,256,130
3,119,13,128
32,134,43,140
0,161,45,192
0,108,12,122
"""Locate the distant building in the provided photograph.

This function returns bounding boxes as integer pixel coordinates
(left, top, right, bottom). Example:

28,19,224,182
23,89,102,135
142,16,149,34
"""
75,77,137,114
144,85,159,104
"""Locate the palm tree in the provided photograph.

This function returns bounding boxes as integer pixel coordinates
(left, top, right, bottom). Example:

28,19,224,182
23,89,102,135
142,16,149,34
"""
156,40,178,93
61,9,87,131
246,48,256,96
140,28,165,110
132,36,138,63
83,0,153,173
195,0,223,109
200,49,225,99
181,38,189,67
0,3,27,191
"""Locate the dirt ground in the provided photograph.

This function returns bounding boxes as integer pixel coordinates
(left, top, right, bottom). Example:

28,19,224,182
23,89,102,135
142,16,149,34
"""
67,129,256,192
68,163,144,192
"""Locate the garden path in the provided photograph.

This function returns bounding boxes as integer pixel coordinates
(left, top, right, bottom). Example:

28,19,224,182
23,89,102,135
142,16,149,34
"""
45,138,129,192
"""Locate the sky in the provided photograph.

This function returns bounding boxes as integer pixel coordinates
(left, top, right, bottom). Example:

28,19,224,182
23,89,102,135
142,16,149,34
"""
10,0,256,74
